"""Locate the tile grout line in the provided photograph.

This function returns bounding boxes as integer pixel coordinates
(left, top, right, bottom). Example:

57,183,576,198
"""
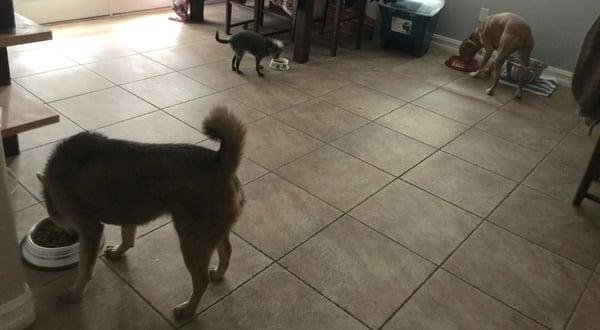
375,93,514,328
10,28,588,328
431,121,581,329
124,65,569,328
107,79,582,329
376,80,582,329
564,262,599,327
99,257,179,329
441,268,551,329
174,232,277,328
485,220,597,271
236,91,497,327
221,217,374,329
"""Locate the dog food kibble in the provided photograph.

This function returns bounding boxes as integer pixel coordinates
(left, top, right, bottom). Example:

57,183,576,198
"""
31,220,79,248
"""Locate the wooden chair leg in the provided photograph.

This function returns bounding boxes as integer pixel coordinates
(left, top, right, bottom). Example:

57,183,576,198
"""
253,0,261,32
330,0,343,57
290,15,296,41
226,0,232,34
573,136,600,206
259,0,265,27
189,0,205,23
320,0,329,36
290,0,298,41
355,0,367,49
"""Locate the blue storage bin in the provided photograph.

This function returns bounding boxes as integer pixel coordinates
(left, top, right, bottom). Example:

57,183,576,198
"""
378,0,445,57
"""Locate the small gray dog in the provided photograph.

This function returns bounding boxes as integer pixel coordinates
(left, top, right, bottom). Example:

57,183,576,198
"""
37,107,246,319
215,30,284,77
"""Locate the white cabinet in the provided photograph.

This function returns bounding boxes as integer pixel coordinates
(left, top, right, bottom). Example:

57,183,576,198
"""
14,0,171,24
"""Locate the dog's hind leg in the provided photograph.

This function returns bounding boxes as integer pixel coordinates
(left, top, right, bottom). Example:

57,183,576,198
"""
231,54,237,72
515,46,531,99
104,224,136,259
255,57,264,77
61,221,104,302
172,220,214,318
235,51,244,74
210,232,232,281
486,47,511,95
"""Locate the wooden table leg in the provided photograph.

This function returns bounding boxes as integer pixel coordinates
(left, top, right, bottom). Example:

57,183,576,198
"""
189,0,205,23
573,135,600,206
0,47,10,86
0,0,16,30
2,135,19,157
253,0,261,32
293,0,315,63
330,0,342,57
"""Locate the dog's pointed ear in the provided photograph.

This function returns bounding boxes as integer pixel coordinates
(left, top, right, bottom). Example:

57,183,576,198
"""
464,38,477,46
468,31,480,43
36,173,46,184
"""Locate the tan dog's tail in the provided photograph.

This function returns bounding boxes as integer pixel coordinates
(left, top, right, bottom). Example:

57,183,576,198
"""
215,31,230,44
203,106,246,175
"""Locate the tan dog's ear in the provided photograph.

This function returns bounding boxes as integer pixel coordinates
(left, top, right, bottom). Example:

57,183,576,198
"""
468,31,480,44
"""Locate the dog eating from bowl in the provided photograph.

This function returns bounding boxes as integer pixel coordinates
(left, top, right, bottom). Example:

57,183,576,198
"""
459,12,534,99
37,107,246,319
215,30,286,76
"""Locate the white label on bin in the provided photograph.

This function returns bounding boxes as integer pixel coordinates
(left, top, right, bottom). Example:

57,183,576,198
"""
391,17,412,35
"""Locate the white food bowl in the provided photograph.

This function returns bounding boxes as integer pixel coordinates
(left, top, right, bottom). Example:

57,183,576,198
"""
269,57,290,71
21,218,88,271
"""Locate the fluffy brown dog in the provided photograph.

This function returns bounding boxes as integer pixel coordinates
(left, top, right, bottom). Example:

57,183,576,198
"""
37,107,246,319
459,12,534,98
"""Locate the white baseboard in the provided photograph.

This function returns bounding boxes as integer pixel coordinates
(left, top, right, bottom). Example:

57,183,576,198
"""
0,284,35,330
431,34,573,87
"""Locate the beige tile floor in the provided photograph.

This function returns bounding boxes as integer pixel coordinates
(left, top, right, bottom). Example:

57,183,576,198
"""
5,4,600,329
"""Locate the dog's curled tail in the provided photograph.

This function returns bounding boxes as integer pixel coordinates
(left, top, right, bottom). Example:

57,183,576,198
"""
203,106,246,175
215,31,230,44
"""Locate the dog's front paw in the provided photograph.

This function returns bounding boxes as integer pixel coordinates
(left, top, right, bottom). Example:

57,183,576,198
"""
236,70,243,75
104,245,127,259
209,266,224,281
485,88,495,95
173,301,197,318
258,72,265,77
59,287,83,303
514,90,523,99
469,71,479,78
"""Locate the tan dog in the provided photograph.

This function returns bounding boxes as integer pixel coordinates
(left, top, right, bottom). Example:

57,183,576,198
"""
459,12,534,98
37,107,246,319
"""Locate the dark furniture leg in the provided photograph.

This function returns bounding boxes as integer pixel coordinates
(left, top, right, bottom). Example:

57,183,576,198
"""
0,0,14,86
253,0,261,32
320,0,329,35
259,0,265,27
0,47,10,86
293,0,315,63
189,0,205,23
0,0,16,30
330,0,343,57
2,135,19,158
573,136,600,206
355,0,367,49
226,0,233,34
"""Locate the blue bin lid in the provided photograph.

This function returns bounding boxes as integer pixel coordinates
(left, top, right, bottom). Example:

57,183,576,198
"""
379,0,445,17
